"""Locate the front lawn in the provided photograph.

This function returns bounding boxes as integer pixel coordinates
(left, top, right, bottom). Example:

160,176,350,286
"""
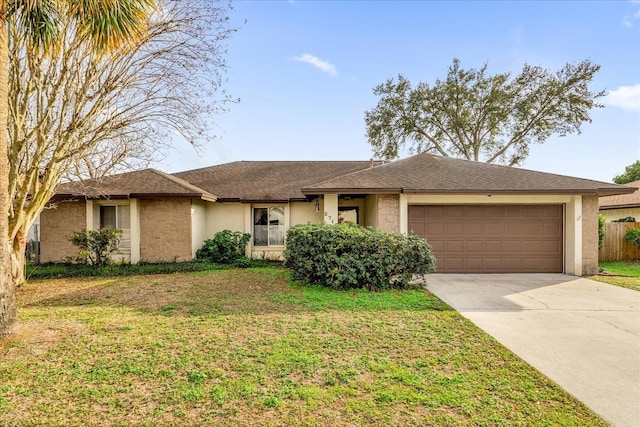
1,268,605,426
593,261,640,291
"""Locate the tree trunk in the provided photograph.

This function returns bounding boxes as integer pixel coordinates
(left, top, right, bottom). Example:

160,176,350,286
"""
11,229,26,287
0,0,19,337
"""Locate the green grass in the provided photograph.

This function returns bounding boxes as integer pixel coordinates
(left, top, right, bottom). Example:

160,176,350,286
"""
599,261,640,277
593,261,640,291
0,268,606,426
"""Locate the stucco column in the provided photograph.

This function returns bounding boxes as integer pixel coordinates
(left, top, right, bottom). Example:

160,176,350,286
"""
323,194,338,224
244,204,252,257
130,199,140,264
399,194,408,234
86,199,94,230
565,195,582,276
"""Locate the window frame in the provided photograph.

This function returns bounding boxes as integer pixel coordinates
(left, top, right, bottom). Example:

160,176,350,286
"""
252,206,285,247
97,203,131,251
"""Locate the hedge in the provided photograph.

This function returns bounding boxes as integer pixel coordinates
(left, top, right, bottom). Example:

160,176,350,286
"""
283,223,436,290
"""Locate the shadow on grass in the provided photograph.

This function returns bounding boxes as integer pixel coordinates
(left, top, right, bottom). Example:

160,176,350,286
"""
21,268,452,316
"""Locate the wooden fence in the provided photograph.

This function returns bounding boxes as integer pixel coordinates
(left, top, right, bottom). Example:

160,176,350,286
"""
599,222,640,261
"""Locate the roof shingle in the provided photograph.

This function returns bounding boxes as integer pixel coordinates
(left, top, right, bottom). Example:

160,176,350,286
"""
54,169,216,201
599,180,640,209
173,161,379,201
302,153,633,196
51,154,634,202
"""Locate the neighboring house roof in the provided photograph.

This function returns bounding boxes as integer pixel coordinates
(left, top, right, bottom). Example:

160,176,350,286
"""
53,168,217,202
599,180,640,209
173,161,381,202
302,153,634,197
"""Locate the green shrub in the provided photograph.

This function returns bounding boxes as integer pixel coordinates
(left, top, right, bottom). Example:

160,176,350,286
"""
283,223,436,290
68,228,122,268
598,214,606,249
624,228,640,249
26,260,222,280
613,216,636,223
196,230,251,265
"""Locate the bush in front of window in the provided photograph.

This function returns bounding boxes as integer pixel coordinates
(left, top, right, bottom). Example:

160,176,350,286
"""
196,230,252,266
68,228,122,268
283,223,436,291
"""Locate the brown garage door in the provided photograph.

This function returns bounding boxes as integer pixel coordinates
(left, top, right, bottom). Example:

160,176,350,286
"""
408,205,563,273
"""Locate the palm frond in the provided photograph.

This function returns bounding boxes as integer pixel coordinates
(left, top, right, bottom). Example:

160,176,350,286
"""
8,0,61,51
69,0,156,53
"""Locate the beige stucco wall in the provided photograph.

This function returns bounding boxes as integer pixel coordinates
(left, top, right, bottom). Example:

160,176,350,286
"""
191,199,207,258
205,203,246,237
139,198,192,262
40,201,86,262
581,195,599,276
364,195,378,228
378,194,400,233
600,207,640,222
290,200,323,225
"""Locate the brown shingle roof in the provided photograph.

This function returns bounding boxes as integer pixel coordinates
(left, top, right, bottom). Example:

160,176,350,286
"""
51,155,634,202
302,153,634,196
599,180,640,209
173,161,380,202
54,169,217,202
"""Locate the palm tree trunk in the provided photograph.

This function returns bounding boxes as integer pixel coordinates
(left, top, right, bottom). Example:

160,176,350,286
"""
0,0,19,336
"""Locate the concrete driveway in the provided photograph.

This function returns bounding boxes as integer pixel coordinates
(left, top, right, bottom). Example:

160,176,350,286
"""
426,274,640,427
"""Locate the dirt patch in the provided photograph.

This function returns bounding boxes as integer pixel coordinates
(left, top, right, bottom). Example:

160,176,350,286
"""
0,319,89,359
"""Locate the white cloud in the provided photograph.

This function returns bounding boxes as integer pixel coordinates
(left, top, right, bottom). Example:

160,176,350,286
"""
606,84,640,113
623,2,640,28
293,54,337,77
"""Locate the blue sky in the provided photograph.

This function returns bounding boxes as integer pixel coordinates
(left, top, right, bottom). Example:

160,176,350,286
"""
159,0,640,183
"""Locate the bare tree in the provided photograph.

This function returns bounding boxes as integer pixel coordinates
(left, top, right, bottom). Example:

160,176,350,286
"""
6,1,235,285
1,0,160,336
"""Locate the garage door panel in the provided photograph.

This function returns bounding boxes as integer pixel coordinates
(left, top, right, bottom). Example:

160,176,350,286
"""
504,223,522,235
504,206,522,217
446,240,464,252
525,240,548,252
485,222,504,234
484,240,503,252
483,258,503,270
464,258,484,270
445,206,464,217
409,204,563,273
466,206,485,218
429,240,445,252
426,222,445,234
522,223,543,235
408,222,425,235
543,223,562,235
426,205,445,217
465,240,483,252
464,222,484,234
446,222,464,234
484,206,505,218
503,240,523,252
446,257,464,270
408,205,426,220
542,205,561,217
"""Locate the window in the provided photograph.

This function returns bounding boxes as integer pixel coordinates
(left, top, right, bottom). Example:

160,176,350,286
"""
99,205,131,250
253,207,284,246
